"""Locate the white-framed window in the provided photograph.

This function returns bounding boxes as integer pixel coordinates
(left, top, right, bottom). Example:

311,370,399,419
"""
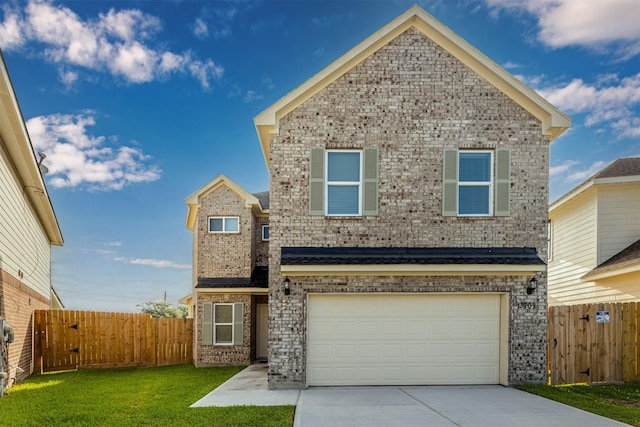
208,216,239,233
325,150,362,216
202,302,244,346
213,303,234,345
458,150,493,216
261,225,270,241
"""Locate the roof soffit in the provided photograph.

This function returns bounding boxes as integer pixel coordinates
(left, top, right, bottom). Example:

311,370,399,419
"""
254,5,570,167
0,53,63,246
184,174,263,230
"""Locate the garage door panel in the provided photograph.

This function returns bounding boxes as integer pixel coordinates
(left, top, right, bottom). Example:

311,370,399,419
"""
308,294,501,386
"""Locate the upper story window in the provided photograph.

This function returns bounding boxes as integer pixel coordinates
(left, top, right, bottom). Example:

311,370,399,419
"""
458,151,493,216
262,225,270,241
442,147,510,217
309,147,378,217
326,150,362,216
208,216,239,233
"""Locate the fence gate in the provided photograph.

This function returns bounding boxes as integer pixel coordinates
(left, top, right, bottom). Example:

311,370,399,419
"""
33,310,192,372
548,302,640,385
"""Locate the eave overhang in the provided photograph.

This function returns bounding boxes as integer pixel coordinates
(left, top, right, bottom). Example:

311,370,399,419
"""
581,262,640,282
254,5,570,168
0,51,63,246
281,247,545,277
281,263,546,277
184,174,268,231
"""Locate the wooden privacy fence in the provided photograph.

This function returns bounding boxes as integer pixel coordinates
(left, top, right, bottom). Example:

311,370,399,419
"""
33,310,192,373
548,302,640,385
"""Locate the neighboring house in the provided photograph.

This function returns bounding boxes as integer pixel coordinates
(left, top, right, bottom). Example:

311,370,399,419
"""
185,174,269,365
189,6,570,387
548,158,640,306
0,51,64,386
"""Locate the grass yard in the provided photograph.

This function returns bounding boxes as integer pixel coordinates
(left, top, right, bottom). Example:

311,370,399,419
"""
519,382,640,426
0,364,295,427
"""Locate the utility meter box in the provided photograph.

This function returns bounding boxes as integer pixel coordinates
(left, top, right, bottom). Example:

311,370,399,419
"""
1,319,14,344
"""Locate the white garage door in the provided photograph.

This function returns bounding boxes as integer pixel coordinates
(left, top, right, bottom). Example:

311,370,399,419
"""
307,294,501,386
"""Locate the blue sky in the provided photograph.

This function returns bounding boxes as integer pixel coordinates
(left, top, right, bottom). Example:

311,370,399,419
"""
1,0,638,312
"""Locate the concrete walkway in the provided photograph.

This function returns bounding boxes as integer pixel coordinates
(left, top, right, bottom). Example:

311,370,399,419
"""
191,364,300,407
192,365,630,427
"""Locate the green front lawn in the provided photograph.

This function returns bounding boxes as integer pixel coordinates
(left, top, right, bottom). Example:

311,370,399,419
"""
0,365,295,427
520,382,640,426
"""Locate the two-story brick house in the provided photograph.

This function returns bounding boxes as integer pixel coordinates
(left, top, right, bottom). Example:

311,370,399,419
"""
185,174,269,366
188,6,569,387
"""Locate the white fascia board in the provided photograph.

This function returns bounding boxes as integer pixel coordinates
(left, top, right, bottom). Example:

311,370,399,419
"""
281,263,546,276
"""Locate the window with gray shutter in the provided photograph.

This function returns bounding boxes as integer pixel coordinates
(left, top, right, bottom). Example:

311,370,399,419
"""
309,147,325,216
494,148,511,216
363,147,379,216
442,148,458,216
202,303,213,345
233,302,244,345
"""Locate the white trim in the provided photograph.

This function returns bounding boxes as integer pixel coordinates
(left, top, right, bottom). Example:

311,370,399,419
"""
261,225,270,241
281,263,546,276
325,149,363,216
208,216,240,233
254,5,570,167
581,263,640,282
458,150,493,217
213,303,234,346
196,288,268,294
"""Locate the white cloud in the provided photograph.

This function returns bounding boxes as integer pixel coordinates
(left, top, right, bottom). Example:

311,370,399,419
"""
536,73,640,139
549,160,578,176
485,0,640,58
0,1,223,88
114,257,190,269
243,89,263,103
566,160,607,183
26,113,161,191
0,7,25,49
193,17,208,39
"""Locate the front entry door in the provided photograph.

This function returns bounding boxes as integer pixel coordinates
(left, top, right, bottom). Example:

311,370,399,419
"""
256,304,268,360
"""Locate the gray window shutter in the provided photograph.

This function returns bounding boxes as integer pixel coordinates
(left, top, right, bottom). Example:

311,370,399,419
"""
233,302,244,345
442,148,458,216
363,147,379,216
309,147,325,216
495,148,511,216
202,303,213,345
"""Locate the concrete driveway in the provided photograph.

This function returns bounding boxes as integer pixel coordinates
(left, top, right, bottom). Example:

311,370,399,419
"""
193,365,630,427
294,385,631,427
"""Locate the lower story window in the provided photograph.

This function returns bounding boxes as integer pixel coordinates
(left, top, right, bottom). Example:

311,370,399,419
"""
214,304,233,344
202,302,244,346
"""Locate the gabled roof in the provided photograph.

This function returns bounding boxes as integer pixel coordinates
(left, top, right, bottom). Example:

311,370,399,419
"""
582,238,640,281
0,50,63,246
254,5,570,167
184,174,268,230
550,157,640,211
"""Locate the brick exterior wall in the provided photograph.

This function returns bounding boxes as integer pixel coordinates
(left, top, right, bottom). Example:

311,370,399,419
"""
193,184,269,366
267,28,549,388
194,293,268,366
196,186,255,278
255,217,269,267
0,269,49,385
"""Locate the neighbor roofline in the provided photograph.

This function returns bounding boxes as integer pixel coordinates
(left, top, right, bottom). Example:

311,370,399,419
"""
0,49,63,246
550,172,640,213
254,5,570,168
